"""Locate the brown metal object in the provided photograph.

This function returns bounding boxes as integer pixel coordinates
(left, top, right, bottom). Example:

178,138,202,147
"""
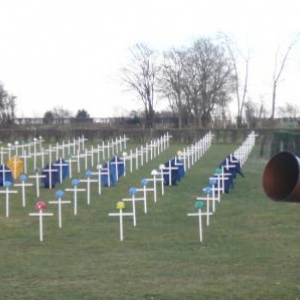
263,151,300,202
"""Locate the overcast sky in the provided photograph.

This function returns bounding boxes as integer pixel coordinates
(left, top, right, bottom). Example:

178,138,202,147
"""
0,0,299,118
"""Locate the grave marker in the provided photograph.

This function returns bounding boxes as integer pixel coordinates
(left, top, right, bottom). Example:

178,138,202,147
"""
108,201,134,241
65,179,86,215
122,187,140,226
0,181,18,217
195,189,214,226
29,201,53,242
14,174,34,207
80,170,97,205
53,157,69,183
29,169,46,197
49,190,71,228
187,200,205,242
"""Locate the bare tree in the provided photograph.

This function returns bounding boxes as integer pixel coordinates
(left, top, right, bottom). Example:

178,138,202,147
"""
159,47,187,128
277,102,300,120
0,83,17,125
218,33,250,127
43,111,54,124
183,38,235,128
244,100,260,128
43,106,73,124
52,106,73,118
270,36,299,119
121,43,160,128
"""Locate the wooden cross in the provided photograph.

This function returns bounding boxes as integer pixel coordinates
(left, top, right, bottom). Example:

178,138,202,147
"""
65,179,86,215
110,156,125,181
0,182,18,217
19,150,31,174
29,203,53,242
0,147,8,164
29,170,46,197
108,201,134,241
14,175,34,207
195,191,215,226
42,164,58,189
0,164,12,186
53,157,69,183
48,191,71,228
80,171,97,205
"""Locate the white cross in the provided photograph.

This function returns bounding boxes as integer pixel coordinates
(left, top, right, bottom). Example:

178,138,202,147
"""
0,147,8,164
42,164,59,189
214,168,230,194
121,134,129,150
32,139,39,169
121,152,128,176
122,188,143,227
108,202,134,241
6,143,12,159
65,155,77,178
97,163,111,191
209,177,222,204
53,157,69,183
0,182,18,217
110,156,124,181
195,192,215,226
53,142,62,160
29,171,46,197
65,180,86,215
97,141,107,162
14,141,20,156
38,136,45,153
123,149,135,173
136,177,159,212
79,135,88,151
134,180,150,214
187,209,205,242
14,175,34,207
80,171,97,205
93,166,103,195
161,160,179,186
144,169,162,203
19,150,31,174
0,164,12,186
72,149,83,173
48,192,71,228
134,147,139,170
29,207,53,242
45,145,56,166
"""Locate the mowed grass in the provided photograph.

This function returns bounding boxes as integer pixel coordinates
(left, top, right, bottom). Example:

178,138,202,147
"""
1,141,300,299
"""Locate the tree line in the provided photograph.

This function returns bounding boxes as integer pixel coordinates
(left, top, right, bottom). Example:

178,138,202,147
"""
121,34,299,128
1,34,298,128
0,83,16,125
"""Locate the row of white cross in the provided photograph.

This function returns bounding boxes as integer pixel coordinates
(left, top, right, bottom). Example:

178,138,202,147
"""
121,132,172,173
108,132,214,241
0,133,173,241
0,132,172,210
108,169,167,241
187,131,258,242
94,133,172,190
179,132,214,172
70,134,172,232
233,131,259,167
28,133,172,241
0,135,130,175
158,132,214,187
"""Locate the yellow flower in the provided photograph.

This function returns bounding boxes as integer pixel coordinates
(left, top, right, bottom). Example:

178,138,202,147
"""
117,201,125,210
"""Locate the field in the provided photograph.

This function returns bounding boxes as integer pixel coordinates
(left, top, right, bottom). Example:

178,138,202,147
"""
1,138,300,299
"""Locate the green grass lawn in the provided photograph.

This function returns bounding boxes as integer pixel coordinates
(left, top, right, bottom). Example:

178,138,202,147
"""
1,141,300,299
